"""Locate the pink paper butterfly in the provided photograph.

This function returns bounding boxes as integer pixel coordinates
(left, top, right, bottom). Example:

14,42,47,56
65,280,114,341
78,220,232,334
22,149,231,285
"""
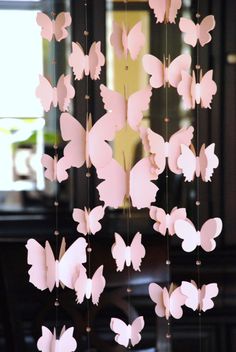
68,41,105,80
140,126,194,175
177,70,217,109
110,21,145,60
174,217,223,252
177,143,219,182
41,154,70,183
110,316,145,347
74,264,106,305
100,84,152,131
59,112,116,170
26,237,87,291
149,283,186,319
148,0,182,23
96,157,159,209
72,206,105,235
35,74,75,112
111,232,146,272
179,15,216,47
149,206,187,236
143,53,191,88
180,280,219,312
36,12,72,42
37,326,77,352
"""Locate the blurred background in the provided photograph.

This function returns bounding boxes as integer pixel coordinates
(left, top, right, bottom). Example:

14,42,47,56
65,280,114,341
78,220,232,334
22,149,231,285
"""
0,0,235,351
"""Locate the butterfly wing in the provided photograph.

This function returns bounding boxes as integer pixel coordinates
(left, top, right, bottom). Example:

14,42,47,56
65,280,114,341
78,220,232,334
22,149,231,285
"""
37,326,53,351
91,265,106,305
168,0,182,23
168,53,192,87
200,283,219,312
127,21,145,60
26,239,47,290
36,12,53,41
100,84,126,130
199,15,216,47
72,208,87,235
174,219,199,252
142,54,164,88
110,21,124,58
58,327,77,352
146,128,166,175
59,237,87,289
54,12,72,42
57,74,75,112
149,283,165,317
200,218,222,252
130,316,145,346
111,233,127,272
202,143,219,181
89,113,116,168
68,42,86,80
180,281,199,310
130,232,146,271
41,154,56,182
74,264,87,304
177,144,197,181
89,206,105,234
96,159,127,208
151,207,167,235
177,70,195,109
110,318,129,347
169,286,186,319
127,86,152,131
130,157,158,209
88,41,105,80
148,0,166,23
179,17,198,47
199,70,217,109
45,241,56,291
35,75,54,112
168,207,187,235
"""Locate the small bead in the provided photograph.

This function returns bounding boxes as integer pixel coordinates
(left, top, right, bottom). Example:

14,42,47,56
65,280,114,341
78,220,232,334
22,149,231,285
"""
127,287,132,293
86,327,91,333
196,260,201,266
167,321,171,326
87,247,92,253
53,144,58,150
54,230,59,236
84,30,89,36
86,172,91,178
196,13,201,18
52,59,56,64
54,201,59,207
166,174,168,178
54,299,59,307
198,311,202,316
196,64,201,70
166,259,171,265
51,12,56,17
166,333,171,339
196,201,200,206
85,94,90,100
125,65,129,71
164,117,170,123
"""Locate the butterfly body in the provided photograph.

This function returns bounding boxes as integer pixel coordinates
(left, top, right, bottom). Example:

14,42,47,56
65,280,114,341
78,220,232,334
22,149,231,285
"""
41,154,70,183
37,326,77,352
110,316,145,347
148,0,182,23
36,12,72,42
72,206,105,235
149,206,187,236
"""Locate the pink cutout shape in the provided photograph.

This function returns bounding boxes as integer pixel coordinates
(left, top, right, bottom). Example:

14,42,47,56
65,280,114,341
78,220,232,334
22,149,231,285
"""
96,157,159,209
148,0,182,23
174,217,223,252
177,143,219,182
149,283,186,319
180,280,219,312
36,12,72,42
37,326,77,352
110,316,145,347
110,21,145,60
35,74,75,112
41,154,70,183
100,84,152,131
68,41,105,80
111,232,146,272
179,15,215,47
74,264,106,305
149,206,187,236
72,206,105,235
143,53,191,88
177,70,217,109
26,237,87,291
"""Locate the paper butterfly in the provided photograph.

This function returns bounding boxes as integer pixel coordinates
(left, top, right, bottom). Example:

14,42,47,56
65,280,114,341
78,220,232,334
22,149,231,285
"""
35,74,75,112
177,70,217,109
140,126,194,175
149,206,187,236
174,217,223,252
110,316,145,347
148,0,182,23
110,21,145,60
37,326,77,352
177,143,219,182
72,206,105,235
111,232,146,272
96,157,159,209
180,280,219,312
149,283,186,319
74,264,106,305
100,84,152,131
36,12,72,42
179,15,216,47
41,154,70,183
26,237,87,291
142,53,191,88
59,112,116,170
68,41,105,80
